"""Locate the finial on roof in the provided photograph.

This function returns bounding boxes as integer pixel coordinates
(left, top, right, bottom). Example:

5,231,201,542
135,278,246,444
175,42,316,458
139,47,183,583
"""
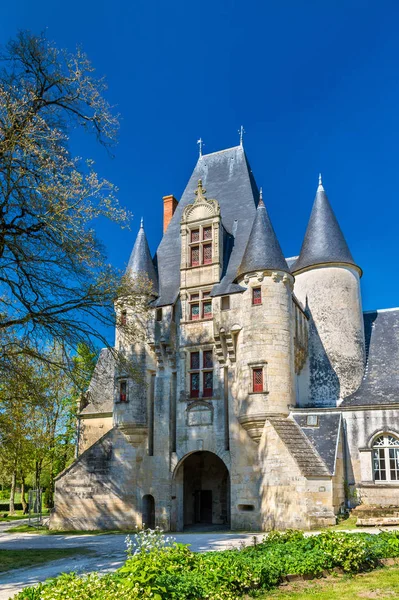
259,187,265,207
140,217,144,229
238,125,245,147
197,137,204,158
318,173,324,191
194,179,207,201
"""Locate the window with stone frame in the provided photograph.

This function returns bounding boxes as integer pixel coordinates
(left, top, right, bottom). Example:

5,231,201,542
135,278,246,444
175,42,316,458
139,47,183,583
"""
252,367,264,393
373,434,399,482
252,287,262,305
189,290,212,321
119,380,128,402
189,349,214,398
189,225,213,267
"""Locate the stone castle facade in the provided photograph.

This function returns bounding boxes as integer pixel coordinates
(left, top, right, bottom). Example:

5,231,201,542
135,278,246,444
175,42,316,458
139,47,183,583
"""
51,145,399,531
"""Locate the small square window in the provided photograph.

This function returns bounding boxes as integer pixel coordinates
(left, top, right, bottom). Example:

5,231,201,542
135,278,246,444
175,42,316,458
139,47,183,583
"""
191,229,200,242
120,310,127,326
306,415,319,427
119,380,127,402
221,296,230,310
252,288,262,305
252,368,263,393
203,243,212,264
203,226,212,240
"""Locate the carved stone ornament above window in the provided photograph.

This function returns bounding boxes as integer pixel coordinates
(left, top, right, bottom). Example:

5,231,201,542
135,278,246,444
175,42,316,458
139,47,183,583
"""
181,180,221,224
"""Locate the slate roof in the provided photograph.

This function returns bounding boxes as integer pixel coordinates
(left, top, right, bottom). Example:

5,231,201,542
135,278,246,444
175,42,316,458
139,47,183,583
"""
292,413,341,475
154,146,260,306
292,178,358,274
126,220,158,294
341,309,399,407
80,348,115,416
268,417,330,477
237,197,289,277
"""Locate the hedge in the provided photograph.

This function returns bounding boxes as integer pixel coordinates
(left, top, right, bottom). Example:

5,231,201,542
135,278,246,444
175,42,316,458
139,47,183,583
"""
0,503,23,512
13,530,399,600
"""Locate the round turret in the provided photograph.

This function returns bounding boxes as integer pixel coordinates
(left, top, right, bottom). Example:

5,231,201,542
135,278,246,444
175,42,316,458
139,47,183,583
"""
293,176,365,402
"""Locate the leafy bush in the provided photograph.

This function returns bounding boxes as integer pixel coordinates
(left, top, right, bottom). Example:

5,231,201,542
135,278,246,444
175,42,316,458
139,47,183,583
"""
13,529,399,600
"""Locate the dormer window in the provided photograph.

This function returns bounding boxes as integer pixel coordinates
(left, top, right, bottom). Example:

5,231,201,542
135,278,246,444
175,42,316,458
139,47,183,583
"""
189,225,213,267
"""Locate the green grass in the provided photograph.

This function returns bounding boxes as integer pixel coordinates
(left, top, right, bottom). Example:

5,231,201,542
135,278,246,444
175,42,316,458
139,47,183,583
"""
257,564,399,599
6,523,134,534
329,514,358,530
0,547,95,573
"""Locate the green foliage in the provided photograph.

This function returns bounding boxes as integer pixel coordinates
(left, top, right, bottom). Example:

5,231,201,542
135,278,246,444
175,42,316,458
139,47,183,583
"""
13,530,399,600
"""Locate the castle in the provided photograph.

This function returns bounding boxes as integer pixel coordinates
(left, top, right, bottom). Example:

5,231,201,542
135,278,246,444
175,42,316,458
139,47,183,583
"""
51,144,399,531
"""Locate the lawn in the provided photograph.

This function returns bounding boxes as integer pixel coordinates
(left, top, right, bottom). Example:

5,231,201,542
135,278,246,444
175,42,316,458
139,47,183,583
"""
263,564,399,599
0,547,95,573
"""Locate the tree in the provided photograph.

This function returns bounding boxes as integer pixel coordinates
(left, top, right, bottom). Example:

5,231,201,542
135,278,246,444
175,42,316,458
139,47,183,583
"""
0,31,150,375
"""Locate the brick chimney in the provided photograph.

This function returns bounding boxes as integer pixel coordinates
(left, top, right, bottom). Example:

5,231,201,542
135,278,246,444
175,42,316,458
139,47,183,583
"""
163,195,178,233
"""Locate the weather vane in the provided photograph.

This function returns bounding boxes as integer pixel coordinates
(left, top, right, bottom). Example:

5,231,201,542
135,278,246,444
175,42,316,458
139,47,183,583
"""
197,137,204,158
238,125,245,146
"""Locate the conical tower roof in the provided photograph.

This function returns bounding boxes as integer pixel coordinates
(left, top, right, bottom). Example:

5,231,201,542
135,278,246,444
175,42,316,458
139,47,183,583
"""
293,175,358,274
126,219,158,294
237,191,289,278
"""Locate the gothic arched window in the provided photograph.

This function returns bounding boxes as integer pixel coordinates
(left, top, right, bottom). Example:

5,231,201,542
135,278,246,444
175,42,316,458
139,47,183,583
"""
372,434,399,482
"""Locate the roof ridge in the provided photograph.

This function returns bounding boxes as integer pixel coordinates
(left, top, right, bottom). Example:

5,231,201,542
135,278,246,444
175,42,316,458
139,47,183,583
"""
200,145,241,158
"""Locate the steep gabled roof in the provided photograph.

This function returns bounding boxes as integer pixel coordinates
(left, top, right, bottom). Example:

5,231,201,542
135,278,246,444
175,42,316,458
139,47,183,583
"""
292,176,358,274
154,145,259,305
126,220,158,294
80,348,115,416
341,308,399,407
237,194,289,278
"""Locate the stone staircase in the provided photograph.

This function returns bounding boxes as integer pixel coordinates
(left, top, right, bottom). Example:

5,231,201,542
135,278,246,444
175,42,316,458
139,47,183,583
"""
354,505,399,527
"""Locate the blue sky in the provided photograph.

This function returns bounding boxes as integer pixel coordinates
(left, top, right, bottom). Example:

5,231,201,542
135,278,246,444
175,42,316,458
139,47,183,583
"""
2,1,399,314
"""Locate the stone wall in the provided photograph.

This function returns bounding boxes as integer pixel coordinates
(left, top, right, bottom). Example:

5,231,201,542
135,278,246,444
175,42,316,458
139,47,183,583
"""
294,265,365,404
78,415,113,455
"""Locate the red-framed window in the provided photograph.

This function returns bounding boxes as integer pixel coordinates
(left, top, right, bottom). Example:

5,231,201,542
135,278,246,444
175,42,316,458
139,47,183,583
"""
191,246,200,267
191,229,200,242
120,310,127,326
119,380,127,402
203,226,212,240
190,373,200,398
189,225,213,267
189,350,214,398
189,291,212,321
252,287,262,305
252,368,263,393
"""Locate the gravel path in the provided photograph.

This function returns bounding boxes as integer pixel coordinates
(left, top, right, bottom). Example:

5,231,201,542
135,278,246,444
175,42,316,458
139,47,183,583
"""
1,526,399,600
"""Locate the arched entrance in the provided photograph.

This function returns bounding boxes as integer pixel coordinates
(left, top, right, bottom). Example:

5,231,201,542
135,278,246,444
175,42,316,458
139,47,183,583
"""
142,494,155,529
172,451,230,531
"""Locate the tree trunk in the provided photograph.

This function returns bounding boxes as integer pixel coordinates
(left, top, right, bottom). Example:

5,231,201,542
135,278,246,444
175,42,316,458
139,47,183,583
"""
9,470,16,515
20,475,28,514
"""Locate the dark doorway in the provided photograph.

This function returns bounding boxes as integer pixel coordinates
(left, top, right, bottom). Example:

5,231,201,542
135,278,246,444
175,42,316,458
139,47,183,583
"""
181,451,230,529
142,494,155,529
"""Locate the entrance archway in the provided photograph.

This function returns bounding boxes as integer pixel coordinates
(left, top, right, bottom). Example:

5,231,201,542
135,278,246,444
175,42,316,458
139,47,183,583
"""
142,494,155,529
172,451,230,531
